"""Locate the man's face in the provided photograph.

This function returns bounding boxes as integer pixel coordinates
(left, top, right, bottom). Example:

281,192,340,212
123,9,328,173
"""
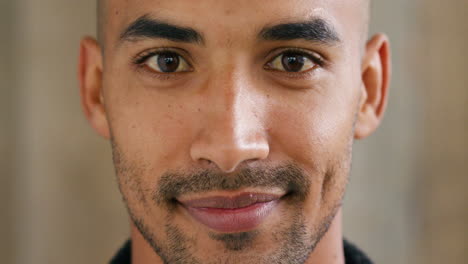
96,0,371,263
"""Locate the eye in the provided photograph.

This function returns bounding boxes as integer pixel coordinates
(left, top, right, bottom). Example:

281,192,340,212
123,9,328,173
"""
143,51,191,73
266,51,320,73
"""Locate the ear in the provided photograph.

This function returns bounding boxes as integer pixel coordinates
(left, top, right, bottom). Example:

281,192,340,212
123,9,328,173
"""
78,37,110,139
354,33,391,139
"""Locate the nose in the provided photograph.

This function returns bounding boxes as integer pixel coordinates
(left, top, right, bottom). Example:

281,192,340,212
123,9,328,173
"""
190,69,270,173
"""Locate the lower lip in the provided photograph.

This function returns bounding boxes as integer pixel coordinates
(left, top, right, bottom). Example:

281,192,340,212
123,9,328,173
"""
183,200,280,233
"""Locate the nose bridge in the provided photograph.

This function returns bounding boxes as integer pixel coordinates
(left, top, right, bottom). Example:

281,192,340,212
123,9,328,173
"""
190,65,270,172
217,69,256,147
217,65,251,124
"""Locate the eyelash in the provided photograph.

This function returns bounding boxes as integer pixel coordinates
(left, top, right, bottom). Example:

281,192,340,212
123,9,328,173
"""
132,47,325,79
264,47,325,76
270,47,324,63
134,48,173,64
132,47,193,80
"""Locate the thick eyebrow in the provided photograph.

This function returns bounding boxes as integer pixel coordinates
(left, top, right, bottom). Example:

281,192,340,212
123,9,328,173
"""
119,15,204,44
259,19,341,45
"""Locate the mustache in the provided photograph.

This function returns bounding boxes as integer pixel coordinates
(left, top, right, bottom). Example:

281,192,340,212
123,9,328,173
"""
153,163,311,205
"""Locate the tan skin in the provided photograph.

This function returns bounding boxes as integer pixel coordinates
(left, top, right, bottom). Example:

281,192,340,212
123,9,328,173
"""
78,0,390,263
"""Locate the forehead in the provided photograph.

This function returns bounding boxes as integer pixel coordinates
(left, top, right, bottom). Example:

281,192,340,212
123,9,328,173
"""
103,0,366,48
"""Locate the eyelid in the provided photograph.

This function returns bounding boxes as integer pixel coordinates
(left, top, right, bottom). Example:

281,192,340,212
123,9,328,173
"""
265,47,325,68
133,47,194,66
131,47,195,80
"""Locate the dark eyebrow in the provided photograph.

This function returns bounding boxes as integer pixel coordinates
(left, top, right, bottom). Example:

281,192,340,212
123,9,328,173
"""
259,18,341,45
119,15,203,44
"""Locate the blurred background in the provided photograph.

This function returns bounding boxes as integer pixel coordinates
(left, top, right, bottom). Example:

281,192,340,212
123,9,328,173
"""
0,0,466,263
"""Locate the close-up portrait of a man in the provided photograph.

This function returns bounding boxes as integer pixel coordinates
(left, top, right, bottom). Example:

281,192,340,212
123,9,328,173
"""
77,0,390,263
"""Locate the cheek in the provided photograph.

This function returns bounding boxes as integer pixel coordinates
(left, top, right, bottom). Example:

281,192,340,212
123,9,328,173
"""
105,82,199,175
267,95,354,225
269,83,357,206
269,93,355,170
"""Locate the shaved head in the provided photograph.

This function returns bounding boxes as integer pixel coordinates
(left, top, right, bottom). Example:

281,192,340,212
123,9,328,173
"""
97,0,371,48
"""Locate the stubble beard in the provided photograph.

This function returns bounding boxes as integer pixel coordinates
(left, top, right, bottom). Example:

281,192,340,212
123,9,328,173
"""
110,133,353,264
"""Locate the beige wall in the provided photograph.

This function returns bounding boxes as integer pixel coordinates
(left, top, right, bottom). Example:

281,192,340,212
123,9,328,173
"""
1,1,17,264
416,1,468,262
1,1,466,263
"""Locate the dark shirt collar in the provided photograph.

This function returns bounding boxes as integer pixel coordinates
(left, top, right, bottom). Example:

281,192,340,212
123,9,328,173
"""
110,239,374,264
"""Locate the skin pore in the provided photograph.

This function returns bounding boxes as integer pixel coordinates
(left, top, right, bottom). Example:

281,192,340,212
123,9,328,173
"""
79,0,389,263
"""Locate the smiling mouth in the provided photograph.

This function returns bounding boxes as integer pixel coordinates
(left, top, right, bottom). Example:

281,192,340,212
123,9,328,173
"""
177,192,285,233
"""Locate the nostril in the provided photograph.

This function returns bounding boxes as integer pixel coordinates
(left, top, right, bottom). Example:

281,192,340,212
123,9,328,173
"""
190,121,270,173
191,141,270,172
198,158,213,166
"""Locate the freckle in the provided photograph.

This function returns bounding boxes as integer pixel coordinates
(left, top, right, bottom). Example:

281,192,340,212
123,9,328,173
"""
168,104,171,108
197,108,201,112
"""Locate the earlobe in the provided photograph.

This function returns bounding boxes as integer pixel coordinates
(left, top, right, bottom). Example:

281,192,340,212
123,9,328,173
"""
354,33,391,139
78,36,110,139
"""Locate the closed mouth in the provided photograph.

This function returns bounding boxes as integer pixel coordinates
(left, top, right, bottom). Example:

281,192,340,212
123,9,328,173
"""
178,192,283,209
177,192,285,233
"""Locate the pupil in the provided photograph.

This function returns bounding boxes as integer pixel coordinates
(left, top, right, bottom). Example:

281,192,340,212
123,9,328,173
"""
281,53,305,72
157,52,180,72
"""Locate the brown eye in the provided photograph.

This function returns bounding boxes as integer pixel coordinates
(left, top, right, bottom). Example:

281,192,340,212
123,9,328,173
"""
145,52,191,73
267,51,318,73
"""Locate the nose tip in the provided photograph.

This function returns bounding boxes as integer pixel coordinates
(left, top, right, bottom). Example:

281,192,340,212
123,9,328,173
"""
190,134,270,173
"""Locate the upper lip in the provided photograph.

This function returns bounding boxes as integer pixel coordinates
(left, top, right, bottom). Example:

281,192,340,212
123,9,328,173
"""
178,192,283,209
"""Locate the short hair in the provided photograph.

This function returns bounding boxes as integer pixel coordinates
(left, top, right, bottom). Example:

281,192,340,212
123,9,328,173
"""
97,0,370,46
